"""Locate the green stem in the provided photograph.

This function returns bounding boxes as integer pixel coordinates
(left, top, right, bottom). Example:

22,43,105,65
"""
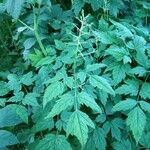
34,11,47,56
73,16,84,110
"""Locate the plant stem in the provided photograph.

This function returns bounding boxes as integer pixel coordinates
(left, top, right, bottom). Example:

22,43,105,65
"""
33,11,47,56
73,15,84,110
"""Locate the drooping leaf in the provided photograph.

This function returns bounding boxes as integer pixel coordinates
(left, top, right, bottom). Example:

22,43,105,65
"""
89,75,115,96
127,106,146,143
78,91,102,113
43,81,64,107
140,83,150,99
112,99,137,112
34,134,72,150
139,101,150,113
66,110,95,147
86,63,106,72
116,79,140,96
46,93,74,118
93,128,106,150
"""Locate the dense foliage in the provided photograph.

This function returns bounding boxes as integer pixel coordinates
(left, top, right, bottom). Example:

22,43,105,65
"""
0,0,150,149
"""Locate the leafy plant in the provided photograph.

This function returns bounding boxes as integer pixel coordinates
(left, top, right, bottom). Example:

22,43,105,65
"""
0,0,150,149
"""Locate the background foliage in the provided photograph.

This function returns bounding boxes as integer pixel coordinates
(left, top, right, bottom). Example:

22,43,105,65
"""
0,0,150,149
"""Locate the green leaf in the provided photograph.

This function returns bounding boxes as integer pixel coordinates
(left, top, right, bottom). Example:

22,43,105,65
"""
127,106,146,143
116,79,140,96
106,62,130,86
93,128,106,150
36,56,56,68
23,93,39,107
106,46,129,61
78,91,102,113
0,130,19,148
0,81,10,96
140,83,150,99
7,74,21,93
110,19,133,38
31,119,54,133
20,72,34,86
131,66,147,77
34,134,72,150
112,99,137,112
139,101,150,113
46,93,74,118
6,0,24,19
43,81,64,107
86,63,106,72
0,106,22,128
66,110,95,147
7,104,28,124
72,0,85,15
113,139,132,150
89,75,115,96
77,72,86,83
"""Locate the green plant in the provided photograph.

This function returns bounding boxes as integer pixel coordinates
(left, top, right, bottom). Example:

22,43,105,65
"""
0,0,150,149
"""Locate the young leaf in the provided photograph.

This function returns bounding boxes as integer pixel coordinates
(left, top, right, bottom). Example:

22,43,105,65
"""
66,110,95,147
139,101,150,113
112,99,137,112
46,93,74,118
127,106,146,143
34,134,72,150
43,81,64,107
78,91,102,113
89,75,115,96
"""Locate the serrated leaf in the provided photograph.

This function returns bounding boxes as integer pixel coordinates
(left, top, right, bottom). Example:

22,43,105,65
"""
115,79,140,96
89,75,115,96
66,110,95,147
110,19,133,38
106,46,129,61
0,106,22,128
31,119,54,133
140,83,150,99
113,139,132,150
139,101,150,113
0,81,10,96
0,130,19,148
46,93,74,118
6,0,24,19
77,72,86,83
127,106,146,143
131,66,147,77
7,104,28,124
93,128,106,150
107,62,130,86
43,81,64,107
23,93,39,107
112,99,137,112
20,72,34,86
34,134,72,150
78,91,102,113
86,63,106,72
